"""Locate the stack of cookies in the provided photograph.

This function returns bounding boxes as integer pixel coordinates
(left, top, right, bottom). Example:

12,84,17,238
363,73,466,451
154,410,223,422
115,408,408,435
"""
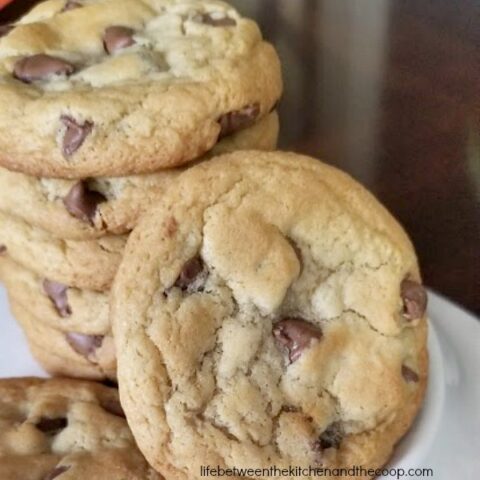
0,1,430,479
0,0,281,380
0,151,429,480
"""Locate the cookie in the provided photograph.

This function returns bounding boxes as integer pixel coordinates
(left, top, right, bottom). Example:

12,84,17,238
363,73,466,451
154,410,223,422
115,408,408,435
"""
0,112,279,240
0,377,162,480
111,151,428,478
10,300,116,381
0,212,125,290
0,256,109,334
0,0,282,178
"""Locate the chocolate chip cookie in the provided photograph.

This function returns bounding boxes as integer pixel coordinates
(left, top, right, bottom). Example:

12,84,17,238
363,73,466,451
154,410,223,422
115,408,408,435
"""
0,112,279,240
0,212,125,290
0,0,282,178
111,151,428,478
0,256,109,334
11,300,116,381
0,377,162,479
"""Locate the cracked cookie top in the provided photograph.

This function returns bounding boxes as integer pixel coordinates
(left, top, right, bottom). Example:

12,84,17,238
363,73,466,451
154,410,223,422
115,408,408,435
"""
0,0,281,178
111,151,428,479
0,377,162,479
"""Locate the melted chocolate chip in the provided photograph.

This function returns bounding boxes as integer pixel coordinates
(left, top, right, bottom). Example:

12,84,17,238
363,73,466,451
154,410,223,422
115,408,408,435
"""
101,398,125,418
43,279,72,317
401,279,427,320
217,103,260,139
195,12,237,27
62,181,106,225
13,55,75,83
35,417,68,435
61,0,81,12
273,318,322,363
0,244,6,255
103,26,136,54
402,365,419,383
65,332,103,360
43,465,70,480
0,25,13,38
61,116,93,157
314,422,343,451
174,256,205,290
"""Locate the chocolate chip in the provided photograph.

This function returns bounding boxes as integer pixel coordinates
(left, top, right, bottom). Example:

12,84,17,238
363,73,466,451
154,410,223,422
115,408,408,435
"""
43,465,70,480
174,256,205,290
103,26,136,54
402,365,419,383
61,0,81,12
401,279,427,320
35,417,68,435
43,279,72,317
0,25,13,38
0,245,6,255
101,398,125,418
62,181,106,225
65,332,103,360
13,55,75,83
273,318,322,363
61,116,93,157
195,12,237,27
217,103,260,139
314,422,344,450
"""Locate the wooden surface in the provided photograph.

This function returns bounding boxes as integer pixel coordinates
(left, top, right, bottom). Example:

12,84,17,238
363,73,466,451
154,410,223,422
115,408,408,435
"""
1,0,479,316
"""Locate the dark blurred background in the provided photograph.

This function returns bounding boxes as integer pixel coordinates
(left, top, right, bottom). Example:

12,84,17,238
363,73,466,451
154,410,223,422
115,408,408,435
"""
1,0,479,315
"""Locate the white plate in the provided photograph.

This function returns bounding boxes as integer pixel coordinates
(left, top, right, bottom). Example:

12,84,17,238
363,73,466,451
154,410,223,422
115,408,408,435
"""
420,292,480,479
0,286,479,479
0,285,47,378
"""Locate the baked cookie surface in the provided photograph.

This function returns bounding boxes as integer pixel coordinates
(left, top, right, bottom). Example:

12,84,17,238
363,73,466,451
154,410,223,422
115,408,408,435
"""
0,377,161,479
111,151,428,480
0,111,279,239
0,0,282,178
0,256,109,334
11,301,116,380
0,212,125,290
